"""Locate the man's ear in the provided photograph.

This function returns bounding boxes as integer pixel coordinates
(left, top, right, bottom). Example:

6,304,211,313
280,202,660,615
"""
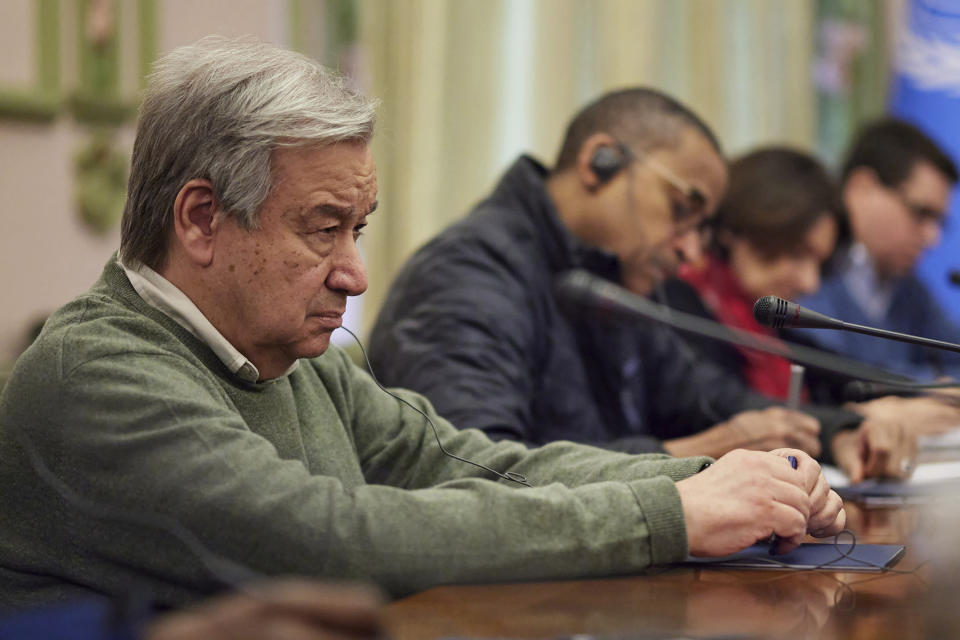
576,132,621,192
844,167,881,199
842,167,880,222
172,179,222,267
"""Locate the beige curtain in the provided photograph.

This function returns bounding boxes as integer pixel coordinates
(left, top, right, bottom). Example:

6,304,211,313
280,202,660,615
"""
359,0,506,324
357,0,818,334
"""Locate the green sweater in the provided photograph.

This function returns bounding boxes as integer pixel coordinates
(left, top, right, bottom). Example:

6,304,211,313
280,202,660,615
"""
0,259,710,609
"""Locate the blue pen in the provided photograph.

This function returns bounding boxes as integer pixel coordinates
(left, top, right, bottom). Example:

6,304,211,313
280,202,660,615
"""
769,455,799,556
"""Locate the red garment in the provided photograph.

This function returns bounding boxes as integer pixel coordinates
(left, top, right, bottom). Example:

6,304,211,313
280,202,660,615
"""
678,255,798,400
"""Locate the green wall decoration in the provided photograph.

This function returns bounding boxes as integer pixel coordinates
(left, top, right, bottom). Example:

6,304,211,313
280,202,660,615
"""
137,0,157,88
0,0,159,233
71,0,155,233
71,0,157,233
0,0,158,123
72,0,157,124
74,131,128,234
69,0,152,232
0,0,62,121
814,0,889,168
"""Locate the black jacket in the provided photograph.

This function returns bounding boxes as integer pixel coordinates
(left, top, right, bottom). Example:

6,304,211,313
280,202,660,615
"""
369,156,859,455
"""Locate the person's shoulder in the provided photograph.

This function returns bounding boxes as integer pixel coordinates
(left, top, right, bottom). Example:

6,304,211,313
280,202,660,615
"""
800,275,846,312
26,289,186,381
385,209,548,318
898,273,960,328
1,292,194,429
417,199,545,273
899,271,939,303
396,157,554,283
813,270,847,295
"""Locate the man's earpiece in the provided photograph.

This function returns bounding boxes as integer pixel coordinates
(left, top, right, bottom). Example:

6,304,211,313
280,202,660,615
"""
589,146,626,185
589,143,635,186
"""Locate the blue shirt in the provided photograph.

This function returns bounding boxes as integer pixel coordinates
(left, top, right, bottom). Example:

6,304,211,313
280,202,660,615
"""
799,245,960,381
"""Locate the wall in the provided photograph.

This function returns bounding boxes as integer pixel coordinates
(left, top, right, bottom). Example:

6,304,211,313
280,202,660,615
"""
0,0,289,363
1,1,899,362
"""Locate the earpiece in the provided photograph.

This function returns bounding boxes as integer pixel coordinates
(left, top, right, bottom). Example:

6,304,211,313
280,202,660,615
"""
589,143,635,185
589,145,626,184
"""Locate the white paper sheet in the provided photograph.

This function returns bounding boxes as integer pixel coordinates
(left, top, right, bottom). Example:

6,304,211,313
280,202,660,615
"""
919,428,960,450
822,460,960,488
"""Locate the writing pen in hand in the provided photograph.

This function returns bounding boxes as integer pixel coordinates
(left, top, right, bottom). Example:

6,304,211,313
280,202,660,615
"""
769,454,799,556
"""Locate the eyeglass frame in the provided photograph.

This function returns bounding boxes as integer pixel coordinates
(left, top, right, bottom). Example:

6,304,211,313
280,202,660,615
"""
614,142,709,231
882,181,948,229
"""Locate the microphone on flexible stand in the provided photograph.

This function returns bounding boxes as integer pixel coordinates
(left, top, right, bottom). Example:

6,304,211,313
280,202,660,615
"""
554,270,911,386
752,295,960,400
557,271,960,410
752,296,843,330
752,295,960,355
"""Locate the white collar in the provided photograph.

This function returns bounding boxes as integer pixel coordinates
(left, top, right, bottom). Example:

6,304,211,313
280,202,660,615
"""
119,258,299,382
842,243,898,321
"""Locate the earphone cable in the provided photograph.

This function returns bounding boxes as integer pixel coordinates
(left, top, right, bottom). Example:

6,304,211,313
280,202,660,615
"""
339,326,531,488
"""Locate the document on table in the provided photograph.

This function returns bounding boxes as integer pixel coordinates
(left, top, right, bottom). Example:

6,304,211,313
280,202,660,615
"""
824,460,960,504
822,460,960,488
918,428,960,450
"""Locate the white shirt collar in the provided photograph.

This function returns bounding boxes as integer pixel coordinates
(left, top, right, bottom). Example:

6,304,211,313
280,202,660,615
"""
119,258,299,382
842,243,898,321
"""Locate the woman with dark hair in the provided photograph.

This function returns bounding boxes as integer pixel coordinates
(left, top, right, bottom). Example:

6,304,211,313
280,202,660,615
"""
662,147,843,401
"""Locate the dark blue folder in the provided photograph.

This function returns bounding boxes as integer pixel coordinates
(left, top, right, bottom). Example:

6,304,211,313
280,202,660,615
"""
683,542,905,572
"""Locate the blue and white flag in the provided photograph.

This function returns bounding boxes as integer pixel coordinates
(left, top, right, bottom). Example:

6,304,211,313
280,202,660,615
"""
891,0,960,321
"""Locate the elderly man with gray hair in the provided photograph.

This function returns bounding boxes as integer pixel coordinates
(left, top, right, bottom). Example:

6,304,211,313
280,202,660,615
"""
0,37,844,611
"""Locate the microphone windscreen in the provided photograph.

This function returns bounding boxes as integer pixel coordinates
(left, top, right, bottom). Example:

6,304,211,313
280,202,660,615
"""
753,296,777,326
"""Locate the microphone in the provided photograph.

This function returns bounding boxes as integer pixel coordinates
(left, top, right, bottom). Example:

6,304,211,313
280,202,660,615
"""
753,296,842,330
949,270,960,287
753,295,960,356
555,270,910,386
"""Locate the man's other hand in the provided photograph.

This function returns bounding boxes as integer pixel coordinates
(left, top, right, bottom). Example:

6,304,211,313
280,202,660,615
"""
676,449,845,557
852,395,960,437
665,408,821,459
831,418,917,484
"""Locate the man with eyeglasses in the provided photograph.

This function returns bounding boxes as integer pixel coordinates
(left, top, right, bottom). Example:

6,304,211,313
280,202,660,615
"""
799,118,960,381
369,88,903,474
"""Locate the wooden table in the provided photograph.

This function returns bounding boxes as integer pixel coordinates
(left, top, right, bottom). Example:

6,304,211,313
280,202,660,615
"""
385,502,949,639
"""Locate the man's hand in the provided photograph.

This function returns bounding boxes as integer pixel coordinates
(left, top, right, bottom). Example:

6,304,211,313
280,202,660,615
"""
831,419,917,484
146,579,383,640
664,408,821,459
851,395,960,437
675,449,845,557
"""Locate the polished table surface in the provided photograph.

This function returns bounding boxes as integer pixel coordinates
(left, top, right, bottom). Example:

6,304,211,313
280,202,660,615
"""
384,500,949,639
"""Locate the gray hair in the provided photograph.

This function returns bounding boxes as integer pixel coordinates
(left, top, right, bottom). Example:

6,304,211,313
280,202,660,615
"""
120,36,378,270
